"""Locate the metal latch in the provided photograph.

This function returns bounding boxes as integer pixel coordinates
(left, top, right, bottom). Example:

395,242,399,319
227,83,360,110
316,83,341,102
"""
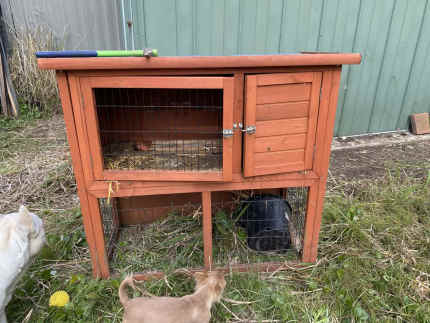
223,129,234,138
242,125,256,135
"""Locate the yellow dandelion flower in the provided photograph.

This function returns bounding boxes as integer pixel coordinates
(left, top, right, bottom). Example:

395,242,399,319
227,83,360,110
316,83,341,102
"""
49,290,70,307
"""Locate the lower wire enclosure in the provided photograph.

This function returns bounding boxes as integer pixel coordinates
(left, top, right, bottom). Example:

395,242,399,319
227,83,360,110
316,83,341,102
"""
99,188,308,274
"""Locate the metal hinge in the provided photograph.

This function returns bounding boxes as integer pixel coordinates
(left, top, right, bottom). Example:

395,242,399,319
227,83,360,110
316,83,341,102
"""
223,129,234,138
242,125,256,135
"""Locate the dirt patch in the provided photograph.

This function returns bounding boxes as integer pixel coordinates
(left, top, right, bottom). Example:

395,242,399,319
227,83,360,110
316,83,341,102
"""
330,140,430,182
0,114,77,213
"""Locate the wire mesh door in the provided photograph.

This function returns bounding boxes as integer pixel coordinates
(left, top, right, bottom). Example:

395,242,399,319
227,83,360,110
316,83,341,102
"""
99,188,308,275
80,76,234,181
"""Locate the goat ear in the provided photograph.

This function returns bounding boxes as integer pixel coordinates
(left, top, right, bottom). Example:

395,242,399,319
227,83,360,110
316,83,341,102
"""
214,281,224,296
18,205,33,230
194,271,208,284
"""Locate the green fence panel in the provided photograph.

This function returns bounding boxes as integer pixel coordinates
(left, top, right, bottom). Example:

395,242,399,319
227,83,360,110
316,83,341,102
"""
122,0,430,136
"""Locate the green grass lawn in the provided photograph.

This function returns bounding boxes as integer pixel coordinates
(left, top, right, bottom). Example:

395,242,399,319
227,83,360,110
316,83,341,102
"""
1,112,429,322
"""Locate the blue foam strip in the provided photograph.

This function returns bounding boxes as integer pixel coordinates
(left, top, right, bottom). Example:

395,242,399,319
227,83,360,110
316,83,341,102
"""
36,50,98,58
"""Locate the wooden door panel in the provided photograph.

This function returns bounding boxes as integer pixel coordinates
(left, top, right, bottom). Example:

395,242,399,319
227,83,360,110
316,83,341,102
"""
256,101,309,121
254,134,307,153
80,76,234,182
256,83,312,104
244,72,322,177
255,118,308,137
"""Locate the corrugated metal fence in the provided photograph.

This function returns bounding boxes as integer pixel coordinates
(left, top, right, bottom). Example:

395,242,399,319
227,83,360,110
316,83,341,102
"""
3,0,430,136
1,0,123,51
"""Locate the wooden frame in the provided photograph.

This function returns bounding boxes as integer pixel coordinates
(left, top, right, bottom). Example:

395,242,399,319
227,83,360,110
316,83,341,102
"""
46,54,360,278
78,76,234,182
243,72,322,177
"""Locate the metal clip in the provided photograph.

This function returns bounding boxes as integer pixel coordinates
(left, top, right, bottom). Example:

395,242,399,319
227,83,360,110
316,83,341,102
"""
241,125,256,135
223,129,234,138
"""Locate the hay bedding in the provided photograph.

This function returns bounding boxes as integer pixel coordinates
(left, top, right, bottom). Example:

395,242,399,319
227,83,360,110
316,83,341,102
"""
103,139,222,171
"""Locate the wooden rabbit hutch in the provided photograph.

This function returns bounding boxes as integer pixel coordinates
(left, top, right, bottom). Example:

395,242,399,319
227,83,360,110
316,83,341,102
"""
38,53,361,278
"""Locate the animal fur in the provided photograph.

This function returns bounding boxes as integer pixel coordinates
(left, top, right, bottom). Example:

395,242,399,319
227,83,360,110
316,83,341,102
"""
119,271,226,323
0,206,45,323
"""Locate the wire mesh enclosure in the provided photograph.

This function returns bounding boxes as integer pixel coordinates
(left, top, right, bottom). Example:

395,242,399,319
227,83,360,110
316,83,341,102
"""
94,88,223,172
99,187,308,274
212,188,308,268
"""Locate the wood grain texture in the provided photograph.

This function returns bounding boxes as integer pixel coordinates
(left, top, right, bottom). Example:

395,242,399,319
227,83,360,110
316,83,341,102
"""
256,101,309,121
256,118,308,137
256,72,314,86
254,150,305,176
37,53,362,70
232,72,244,173
302,69,341,262
222,77,234,181
254,134,306,153
256,83,311,104
243,75,257,177
56,72,101,277
100,170,224,182
202,191,212,270
304,72,322,169
79,78,104,180
309,70,342,261
87,193,110,278
254,149,304,165
68,74,96,186
86,76,225,89
87,172,319,198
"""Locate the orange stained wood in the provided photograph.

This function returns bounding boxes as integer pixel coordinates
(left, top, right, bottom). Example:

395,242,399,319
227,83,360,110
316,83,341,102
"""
244,71,322,177
254,134,306,153
222,77,234,181
255,118,308,137
44,56,355,277
232,72,244,174
68,75,96,185
243,75,257,177
256,72,314,86
309,69,342,261
256,83,311,104
85,76,225,89
254,149,304,165
256,101,309,121
87,172,319,199
304,72,322,169
56,72,101,278
202,192,213,270
302,69,342,262
78,75,234,182
87,193,110,278
37,53,362,70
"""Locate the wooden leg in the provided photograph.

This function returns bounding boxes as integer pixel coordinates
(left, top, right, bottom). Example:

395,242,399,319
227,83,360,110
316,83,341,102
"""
202,191,213,271
76,189,101,277
87,193,110,278
301,182,320,262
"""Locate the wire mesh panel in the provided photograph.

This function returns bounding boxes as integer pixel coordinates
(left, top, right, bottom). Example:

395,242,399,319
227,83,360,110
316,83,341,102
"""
212,188,308,268
94,88,224,172
99,196,206,273
99,198,120,259
98,188,308,274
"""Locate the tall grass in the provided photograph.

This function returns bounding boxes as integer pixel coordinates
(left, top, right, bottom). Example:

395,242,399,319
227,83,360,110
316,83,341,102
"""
7,26,61,113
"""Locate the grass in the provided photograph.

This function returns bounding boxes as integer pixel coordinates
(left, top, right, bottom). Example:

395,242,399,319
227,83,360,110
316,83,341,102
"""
1,115,429,322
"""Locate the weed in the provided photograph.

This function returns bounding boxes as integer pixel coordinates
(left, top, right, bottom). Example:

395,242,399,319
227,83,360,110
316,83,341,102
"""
7,25,62,114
